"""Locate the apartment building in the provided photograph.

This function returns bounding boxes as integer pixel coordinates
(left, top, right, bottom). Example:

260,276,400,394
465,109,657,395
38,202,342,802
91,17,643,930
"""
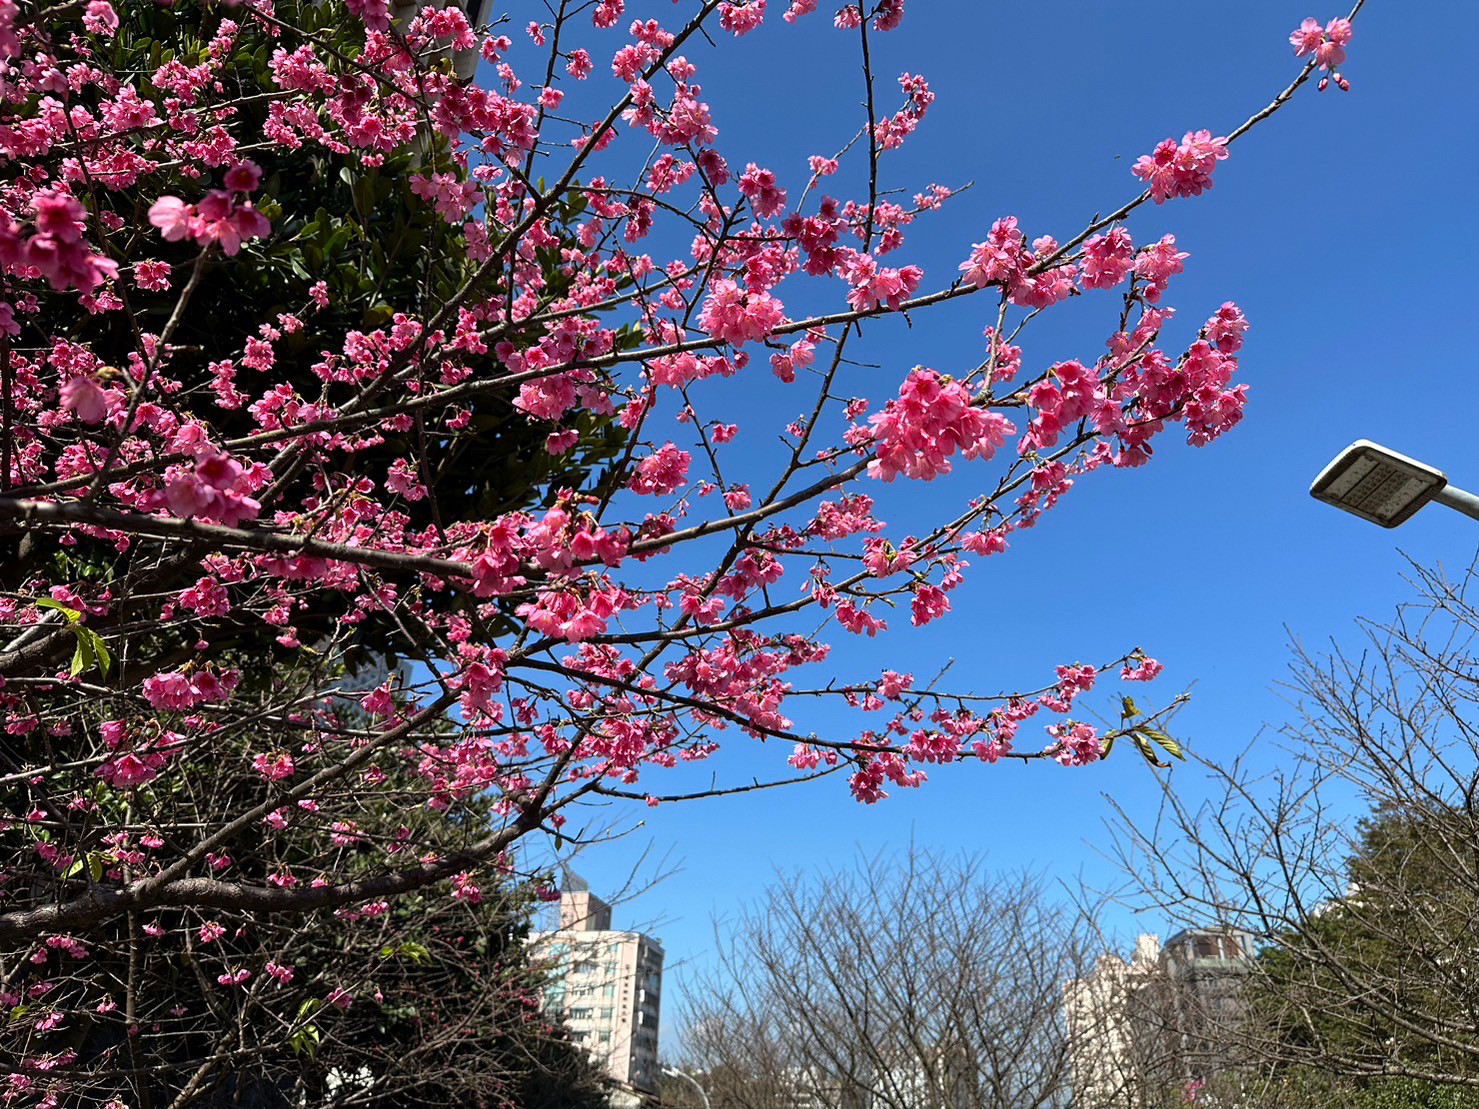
1145,927,1258,1084
1064,934,1164,1108
1065,928,1256,1107
532,883,665,1104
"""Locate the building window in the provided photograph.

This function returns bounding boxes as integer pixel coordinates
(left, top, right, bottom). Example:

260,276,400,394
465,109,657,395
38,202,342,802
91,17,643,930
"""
602,984,616,998
600,1008,614,1021
570,1008,591,1021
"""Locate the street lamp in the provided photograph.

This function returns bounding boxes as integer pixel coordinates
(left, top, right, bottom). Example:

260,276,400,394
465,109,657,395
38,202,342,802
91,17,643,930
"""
661,1066,712,1109
1311,440,1479,528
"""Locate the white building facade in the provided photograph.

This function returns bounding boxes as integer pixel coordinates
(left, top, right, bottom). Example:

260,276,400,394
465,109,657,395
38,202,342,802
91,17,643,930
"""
1064,935,1163,1108
532,885,665,1103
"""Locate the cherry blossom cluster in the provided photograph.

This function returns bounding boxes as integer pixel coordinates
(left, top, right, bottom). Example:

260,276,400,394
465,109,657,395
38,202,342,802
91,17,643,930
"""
1291,15,1354,90
866,369,1016,482
1132,130,1230,205
148,162,273,257
0,192,118,295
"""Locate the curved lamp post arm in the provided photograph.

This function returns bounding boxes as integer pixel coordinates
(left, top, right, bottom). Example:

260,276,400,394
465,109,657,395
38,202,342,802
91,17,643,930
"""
661,1066,713,1109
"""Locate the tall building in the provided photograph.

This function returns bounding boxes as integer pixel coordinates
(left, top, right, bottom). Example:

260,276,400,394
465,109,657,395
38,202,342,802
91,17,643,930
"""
1065,928,1255,1108
1143,927,1257,1085
531,880,665,1105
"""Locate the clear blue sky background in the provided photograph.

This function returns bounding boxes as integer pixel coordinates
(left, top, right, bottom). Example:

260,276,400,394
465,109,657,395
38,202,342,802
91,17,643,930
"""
517,0,1479,1043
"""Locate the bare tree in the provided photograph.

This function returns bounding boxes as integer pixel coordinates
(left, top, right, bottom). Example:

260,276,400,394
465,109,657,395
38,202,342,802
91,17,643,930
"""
675,847,1119,1109
1112,560,1479,1105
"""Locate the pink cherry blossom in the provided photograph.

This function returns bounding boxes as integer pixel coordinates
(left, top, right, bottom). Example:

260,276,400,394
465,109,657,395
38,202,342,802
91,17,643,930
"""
148,197,196,242
842,253,923,312
629,444,692,496
133,260,172,291
150,189,270,255
1205,301,1249,353
868,368,1016,482
451,872,483,904
697,280,785,346
719,1,766,35
97,753,157,788
264,962,295,985
1080,227,1135,290
566,49,592,78
1121,655,1165,683
1292,16,1353,74
222,160,263,193
1047,722,1102,767
141,671,199,711
252,752,295,781
1133,234,1189,302
959,217,1029,289
1132,130,1229,203
21,192,118,293
1289,17,1325,56
877,670,913,699
737,163,787,218
82,0,118,35
59,377,110,424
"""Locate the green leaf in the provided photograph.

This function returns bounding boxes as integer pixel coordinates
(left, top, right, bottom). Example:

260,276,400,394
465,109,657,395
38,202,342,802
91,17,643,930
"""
69,634,94,678
1136,725,1184,760
363,303,395,328
36,598,110,677
68,626,111,678
1120,695,1142,720
88,630,111,676
289,1023,321,1057
1131,734,1171,769
34,597,82,623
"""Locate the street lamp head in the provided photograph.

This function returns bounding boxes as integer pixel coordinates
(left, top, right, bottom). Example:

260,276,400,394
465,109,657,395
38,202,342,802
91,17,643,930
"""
1311,440,1448,529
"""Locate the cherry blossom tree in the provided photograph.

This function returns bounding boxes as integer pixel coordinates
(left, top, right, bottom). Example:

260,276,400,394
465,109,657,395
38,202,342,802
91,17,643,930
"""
0,0,1363,1100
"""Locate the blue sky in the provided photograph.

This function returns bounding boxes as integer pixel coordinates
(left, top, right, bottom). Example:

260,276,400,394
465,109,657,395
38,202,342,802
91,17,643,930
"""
516,0,1479,1039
